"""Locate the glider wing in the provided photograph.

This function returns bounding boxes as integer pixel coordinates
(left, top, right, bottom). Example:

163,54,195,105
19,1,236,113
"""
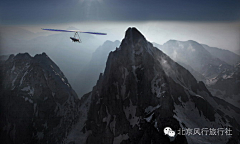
42,28,107,35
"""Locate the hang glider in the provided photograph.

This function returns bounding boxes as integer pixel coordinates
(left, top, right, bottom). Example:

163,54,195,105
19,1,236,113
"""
41,28,107,43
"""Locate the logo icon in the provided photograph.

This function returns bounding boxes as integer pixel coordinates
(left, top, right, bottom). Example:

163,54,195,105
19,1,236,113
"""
164,127,176,137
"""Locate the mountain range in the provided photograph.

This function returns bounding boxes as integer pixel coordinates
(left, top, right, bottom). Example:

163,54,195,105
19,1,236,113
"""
1,27,239,144
153,40,240,109
154,40,234,79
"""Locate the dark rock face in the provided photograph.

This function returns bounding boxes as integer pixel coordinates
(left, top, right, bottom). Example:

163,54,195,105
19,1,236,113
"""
64,92,92,144
0,53,80,144
84,28,240,144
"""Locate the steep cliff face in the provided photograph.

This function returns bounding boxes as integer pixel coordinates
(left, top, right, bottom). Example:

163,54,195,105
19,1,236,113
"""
84,28,240,144
0,53,80,144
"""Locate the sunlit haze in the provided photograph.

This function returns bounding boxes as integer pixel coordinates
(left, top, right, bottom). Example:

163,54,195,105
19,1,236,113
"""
1,0,240,54
1,21,240,55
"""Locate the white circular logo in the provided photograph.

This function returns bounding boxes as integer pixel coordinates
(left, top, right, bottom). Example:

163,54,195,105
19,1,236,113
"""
164,127,172,135
168,130,176,137
164,127,176,137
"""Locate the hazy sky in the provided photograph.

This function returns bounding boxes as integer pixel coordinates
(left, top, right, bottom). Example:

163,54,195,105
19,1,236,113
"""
1,0,240,54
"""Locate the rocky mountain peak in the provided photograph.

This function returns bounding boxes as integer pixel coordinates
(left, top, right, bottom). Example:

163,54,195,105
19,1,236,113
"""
34,52,48,57
33,52,51,61
83,28,240,144
0,52,80,143
114,27,155,62
124,27,147,45
7,52,49,63
13,52,32,60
